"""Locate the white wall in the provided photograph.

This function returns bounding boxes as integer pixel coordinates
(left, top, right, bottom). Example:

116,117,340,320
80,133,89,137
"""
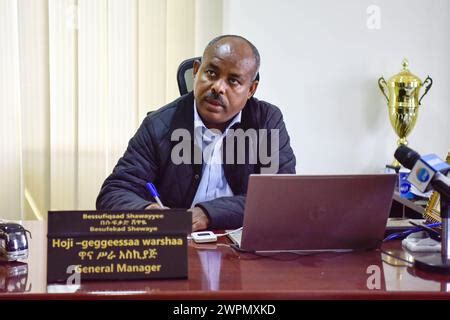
223,0,450,174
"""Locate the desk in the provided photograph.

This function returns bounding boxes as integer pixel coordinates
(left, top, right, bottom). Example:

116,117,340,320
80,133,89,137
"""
1,221,450,300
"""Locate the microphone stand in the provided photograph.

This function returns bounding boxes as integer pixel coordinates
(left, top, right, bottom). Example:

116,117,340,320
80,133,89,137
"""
414,194,450,273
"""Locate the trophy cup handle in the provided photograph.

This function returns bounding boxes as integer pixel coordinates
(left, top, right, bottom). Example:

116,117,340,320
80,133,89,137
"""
419,76,433,105
378,77,389,103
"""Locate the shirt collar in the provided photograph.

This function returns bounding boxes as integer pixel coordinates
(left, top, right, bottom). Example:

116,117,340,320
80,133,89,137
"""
193,101,241,135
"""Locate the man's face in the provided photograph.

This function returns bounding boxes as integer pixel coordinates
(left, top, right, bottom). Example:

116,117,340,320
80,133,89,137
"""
193,38,258,131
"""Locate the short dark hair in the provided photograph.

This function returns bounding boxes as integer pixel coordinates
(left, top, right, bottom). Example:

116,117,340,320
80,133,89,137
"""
204,35,260,81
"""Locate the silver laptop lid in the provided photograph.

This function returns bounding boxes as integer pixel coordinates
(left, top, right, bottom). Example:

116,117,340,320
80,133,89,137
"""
240,174,396,252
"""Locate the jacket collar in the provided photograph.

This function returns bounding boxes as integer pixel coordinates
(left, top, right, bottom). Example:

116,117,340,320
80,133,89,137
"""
170,92,196,135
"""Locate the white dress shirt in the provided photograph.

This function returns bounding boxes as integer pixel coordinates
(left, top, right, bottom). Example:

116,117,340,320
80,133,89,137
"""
191,102,242,208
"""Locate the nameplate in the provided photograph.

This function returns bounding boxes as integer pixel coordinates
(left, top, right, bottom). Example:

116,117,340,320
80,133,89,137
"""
47,210,191,283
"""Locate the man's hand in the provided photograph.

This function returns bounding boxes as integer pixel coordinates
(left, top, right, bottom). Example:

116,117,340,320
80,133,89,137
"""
189,207,210,231
145,203,170,210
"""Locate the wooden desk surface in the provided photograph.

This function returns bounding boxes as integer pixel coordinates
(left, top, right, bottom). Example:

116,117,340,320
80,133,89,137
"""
1,220,450,300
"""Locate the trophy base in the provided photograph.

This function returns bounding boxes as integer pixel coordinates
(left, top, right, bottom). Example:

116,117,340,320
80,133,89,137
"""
414,255,450,274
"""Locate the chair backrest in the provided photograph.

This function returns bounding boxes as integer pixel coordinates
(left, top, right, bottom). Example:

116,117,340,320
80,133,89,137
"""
176,56,260,96
177,57,200,96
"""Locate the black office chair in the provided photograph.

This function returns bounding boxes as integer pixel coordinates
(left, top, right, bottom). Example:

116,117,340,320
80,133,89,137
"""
176,57,201,96
176,57,260,96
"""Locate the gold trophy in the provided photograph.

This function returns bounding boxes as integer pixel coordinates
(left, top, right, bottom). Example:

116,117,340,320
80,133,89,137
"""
378,59,433,169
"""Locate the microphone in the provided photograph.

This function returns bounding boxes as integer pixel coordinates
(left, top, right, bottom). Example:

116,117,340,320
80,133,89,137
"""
395,146,450,274
394,146,450,199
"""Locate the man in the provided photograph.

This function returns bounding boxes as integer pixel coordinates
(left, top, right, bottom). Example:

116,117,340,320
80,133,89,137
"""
96,35,296,231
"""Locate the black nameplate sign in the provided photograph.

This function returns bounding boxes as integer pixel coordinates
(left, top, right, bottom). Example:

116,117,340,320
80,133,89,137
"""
47,210,191,283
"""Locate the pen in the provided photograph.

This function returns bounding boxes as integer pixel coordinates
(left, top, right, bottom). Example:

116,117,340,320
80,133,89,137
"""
384,222,442,241
145,182,165,208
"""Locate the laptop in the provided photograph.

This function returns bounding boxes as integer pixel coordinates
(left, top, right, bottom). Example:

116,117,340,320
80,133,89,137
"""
228,174,396,253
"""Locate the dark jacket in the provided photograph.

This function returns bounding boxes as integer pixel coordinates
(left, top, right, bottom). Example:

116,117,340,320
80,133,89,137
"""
96,92,296,229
